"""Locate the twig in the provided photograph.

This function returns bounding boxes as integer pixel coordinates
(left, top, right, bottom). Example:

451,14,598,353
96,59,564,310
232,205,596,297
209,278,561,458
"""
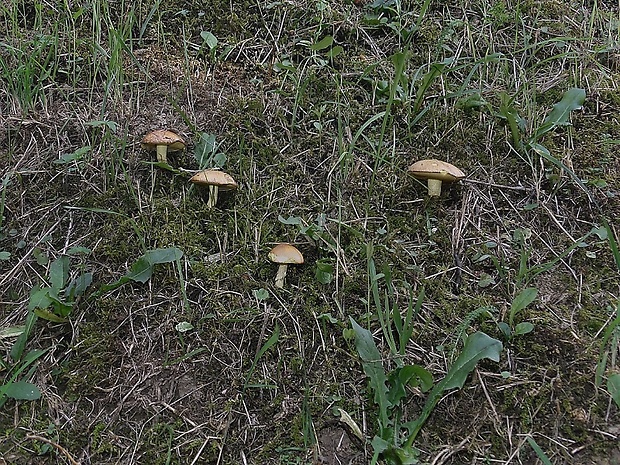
463,178,528,191
26,435,80,465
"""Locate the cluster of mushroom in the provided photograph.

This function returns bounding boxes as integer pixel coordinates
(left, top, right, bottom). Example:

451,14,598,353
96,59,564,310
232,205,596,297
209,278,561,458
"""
141,129,238,209
141,131,464,288
141,129,303,288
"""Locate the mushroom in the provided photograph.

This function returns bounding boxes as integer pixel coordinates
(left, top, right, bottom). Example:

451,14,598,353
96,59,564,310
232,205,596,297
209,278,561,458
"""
141,130,186,164
190,169,238,208
408,159,465,197
268,243,304,288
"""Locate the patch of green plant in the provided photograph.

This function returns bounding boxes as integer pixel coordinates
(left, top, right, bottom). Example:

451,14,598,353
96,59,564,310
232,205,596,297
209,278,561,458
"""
0,33,60,113
477,225,606,287
0,347,46,408
363,0,431,42
496,287,538,339
350,318,502,464
193,132,227,169
351,248,503,463
496,87,591,199
366,244,421,362
595,300,620,408
94,247,184,296
239,288,280,390
27,255,93,323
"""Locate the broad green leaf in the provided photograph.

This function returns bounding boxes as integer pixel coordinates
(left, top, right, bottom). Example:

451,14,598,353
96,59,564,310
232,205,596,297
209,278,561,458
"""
27,286,52,311
514,322,534,336
0,251,10,260
65,272,93,299
125,256,153,283
54,146,91,164
441,332,502,390
315,259,334,285
534,88,585,140
67,246,92,255
387,365,433,406
498,322,512,338
194,132,217,168
326,45,343,58
404,332,502,445
253,288,270,301
200,31,218,50
144,247,183,265
2,380,41,400
379,441,420,465
33,248,49,265
350,318,390,430
608,373,620,407
510,287,538,317
49,256,69,290
277,215,302,225
310,35,333,51
122,248,183,284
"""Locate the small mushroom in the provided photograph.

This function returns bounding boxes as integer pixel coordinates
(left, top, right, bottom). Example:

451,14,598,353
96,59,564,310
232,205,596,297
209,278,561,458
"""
268,243,304,288
141,130,186,164
408,159,465,197
190,169,238,208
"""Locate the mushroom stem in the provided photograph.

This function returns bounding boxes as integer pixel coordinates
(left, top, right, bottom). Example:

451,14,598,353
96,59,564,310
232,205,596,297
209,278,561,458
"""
156,145,168,164
207,185,219,208
274,264,288,288
427,178,443,197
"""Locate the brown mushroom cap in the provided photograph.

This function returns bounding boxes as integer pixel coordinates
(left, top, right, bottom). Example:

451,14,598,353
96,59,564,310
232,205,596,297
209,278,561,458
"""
408,159,465,182
268,243,304,264
190,170,238,191
141,130,186,152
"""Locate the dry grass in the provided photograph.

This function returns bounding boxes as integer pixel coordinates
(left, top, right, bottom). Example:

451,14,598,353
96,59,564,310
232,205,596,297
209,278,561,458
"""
1,0,620,464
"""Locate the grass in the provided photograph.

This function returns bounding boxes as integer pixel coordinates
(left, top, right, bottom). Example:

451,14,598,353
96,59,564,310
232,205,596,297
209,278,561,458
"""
1,0,620,464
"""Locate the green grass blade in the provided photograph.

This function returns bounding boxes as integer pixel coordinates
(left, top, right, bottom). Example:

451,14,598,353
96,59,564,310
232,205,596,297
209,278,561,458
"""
526,437,553,465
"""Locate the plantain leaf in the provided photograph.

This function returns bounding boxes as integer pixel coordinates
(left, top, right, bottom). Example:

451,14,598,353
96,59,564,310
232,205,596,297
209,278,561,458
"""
350,318,391,431
310,35,334,51
510,287,538,315
405,332,502,444
2,380,41,400
608,373,620,407
534,88,585,141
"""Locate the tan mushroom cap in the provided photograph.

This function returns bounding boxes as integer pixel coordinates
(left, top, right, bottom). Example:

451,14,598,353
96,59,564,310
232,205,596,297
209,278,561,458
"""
190,170,238,191
141,130,186,152
408,159,465,182
268,243,304,264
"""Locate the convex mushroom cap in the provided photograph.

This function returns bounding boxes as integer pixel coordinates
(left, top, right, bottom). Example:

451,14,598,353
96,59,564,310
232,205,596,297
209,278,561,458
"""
268,243,304,288
190,170,238,208
141,130,186,164
408,159,465,197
